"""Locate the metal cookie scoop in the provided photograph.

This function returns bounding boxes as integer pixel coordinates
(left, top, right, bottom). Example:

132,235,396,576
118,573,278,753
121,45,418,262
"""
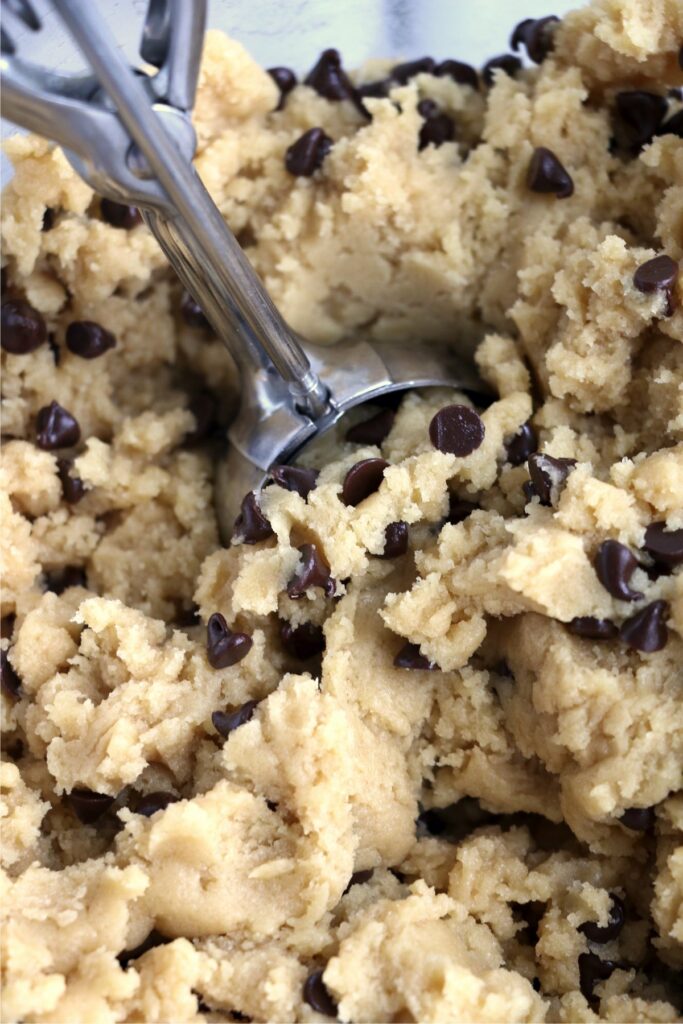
1,0,486,539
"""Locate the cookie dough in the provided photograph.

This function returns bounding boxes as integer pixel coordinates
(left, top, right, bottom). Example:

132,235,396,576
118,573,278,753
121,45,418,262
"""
1,0,682,1020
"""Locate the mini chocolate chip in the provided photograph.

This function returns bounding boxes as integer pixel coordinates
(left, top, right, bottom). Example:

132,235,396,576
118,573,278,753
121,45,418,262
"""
285,127,333,177
418,107,456,150
233,491,274,544
42,207,56,231
505,421,537,466
619,806,656,831
346,408,395,445
578,952,617,1003
429,404,485,457
619,600,669,653
212,700,259,739
305,48,356,103
381,521,409,558
1,299,47,354
615,91,668,150
580,894,625,944
66,320,116,359
434,59,478,90
136,791,179,816
118,929,169,968
270,464,319,498
357,79,391,100
35,401,80,450
287,543,336,599
510,16,559,63
1,650,22,699
206,612,253,669
527,147,574,198
303,970,338,1018
657,109,683,139
268,66,297,110
394,642,437,670
280,620,325,660
180,291,211,329
567,617,619,640
391,57,435,84
448,497,479,524
56,457,86,504
341,458,388,506
643,522,683,567
46,566,87,594
186,391,219,444
633,255,678,317
417,98,439,119
100,198,143,229
482,54,522,87
594,540,643,601
67,788,115,824
527,453,576,506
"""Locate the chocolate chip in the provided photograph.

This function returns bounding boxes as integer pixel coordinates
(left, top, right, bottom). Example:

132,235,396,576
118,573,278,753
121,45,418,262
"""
212,700,259,738
633,254,678,317
41,207,56,231
305,48,356,103
287,543,336,599
578,953,617,1003
619,806,656,831
280,620,325,660
482,54,522,87
615,91,668,150
232,491,274,544
118,929,169,968
643,522,683,567
418,104,456,150
56,457,86,504
594,540,643,601
527,453,576,506
67,788,115,824
186,391,219,444
357,79,391,100
206,612,253,669
505,421,538,466
65,320,116,359
1,299,47,354
527,147,574,198
657,109,683,139
580,894,625,943
429,404,485,457
285,127,333,177
35,401,81,450
567,617,618,640
510,16,559,63
180,291,211,329
270,464,319,498
1,650,22,699
135,791,179,817
46,566,87,594
303,970,338,1018
100,198,143,229
434,59,479,90
394,642,437,670
346,408,395,445
268,66,297,110
619,600,669,653
448,497,479,524
341,458,388,506
391,57,435,84
381,521,408,558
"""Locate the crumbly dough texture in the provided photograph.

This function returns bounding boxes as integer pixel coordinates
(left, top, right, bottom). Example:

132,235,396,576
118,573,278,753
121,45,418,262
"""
1,0,682,1020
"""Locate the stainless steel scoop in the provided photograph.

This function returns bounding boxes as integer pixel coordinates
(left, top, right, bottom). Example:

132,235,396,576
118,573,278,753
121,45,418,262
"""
1,0,485,538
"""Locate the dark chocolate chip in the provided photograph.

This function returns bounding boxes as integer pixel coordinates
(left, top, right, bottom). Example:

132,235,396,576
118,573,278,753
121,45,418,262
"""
346,408,395,445
394,642,437,670
100,198,143,230
429,404,485,457
212,700,259,738
357,79,391,100
135,791,179,817
65,320,116,359
180,291,211,329
341,458,388,506
391,57,435,84
619,600,669,653
527,146,574,198
657,109,683,139
578,953,617,1003
268,66,297,110
482,54,522,87
35,401,81,450
67,788,115,824
303,970,338,1018
46,566,87,594
1,650,22,699
41,207,56,231
619,806,656,831
305,48,357,103
280,620,325,660
615,91,668,150
285,127,333,177
233,491,274,544
186,391,219,444
580,894,625,943
643,522,683,567
1,299,47,354
270,464,319,498
287,543,336,599
206,612,253,669
56,457,86,504
381,521,408,558
448,497,479,524
527,453,576,506
505,421,537,466
118,929,169,968
435,59,479,90
633,254,678,317
418,107,456,150
567,617,618,640
594,540,643,601
510,16,560,63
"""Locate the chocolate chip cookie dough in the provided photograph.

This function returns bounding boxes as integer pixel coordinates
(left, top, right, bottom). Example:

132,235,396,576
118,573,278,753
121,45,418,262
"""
1,0,683,1020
